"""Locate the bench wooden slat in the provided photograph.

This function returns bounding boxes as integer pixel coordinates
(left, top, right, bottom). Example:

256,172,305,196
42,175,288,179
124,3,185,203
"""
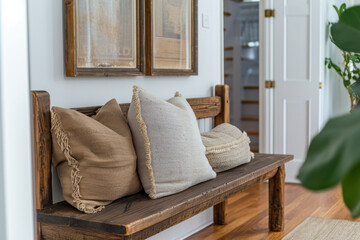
73,96,222,119
32,91,53,210
38,154,293,236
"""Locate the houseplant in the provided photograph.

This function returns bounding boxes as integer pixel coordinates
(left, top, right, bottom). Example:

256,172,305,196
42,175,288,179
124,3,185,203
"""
325,4,360,112
298,5,360,218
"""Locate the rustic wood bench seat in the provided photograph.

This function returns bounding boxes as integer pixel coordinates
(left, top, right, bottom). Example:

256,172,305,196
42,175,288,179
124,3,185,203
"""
38,154,292,239
32,85,294,240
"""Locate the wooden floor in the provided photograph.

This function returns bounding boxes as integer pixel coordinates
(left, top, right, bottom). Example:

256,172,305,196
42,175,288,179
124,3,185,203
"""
187,182,359,240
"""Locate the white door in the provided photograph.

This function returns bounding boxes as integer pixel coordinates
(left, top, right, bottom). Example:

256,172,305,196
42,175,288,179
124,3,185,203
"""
273,0,324,182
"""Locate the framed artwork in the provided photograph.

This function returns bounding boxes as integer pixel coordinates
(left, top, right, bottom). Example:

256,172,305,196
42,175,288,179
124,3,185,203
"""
146,0,198,75
64,0,144,77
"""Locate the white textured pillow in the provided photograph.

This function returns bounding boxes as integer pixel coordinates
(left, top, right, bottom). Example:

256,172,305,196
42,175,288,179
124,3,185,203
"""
127,86,216,199
201,123,254,172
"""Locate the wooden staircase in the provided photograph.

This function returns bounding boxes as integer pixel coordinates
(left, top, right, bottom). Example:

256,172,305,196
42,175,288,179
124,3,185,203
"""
241,85,260,153
223,7,260,153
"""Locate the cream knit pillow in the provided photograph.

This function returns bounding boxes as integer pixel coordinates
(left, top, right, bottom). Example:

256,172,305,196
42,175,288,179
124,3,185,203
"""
201,123,254,172
127,86,216,199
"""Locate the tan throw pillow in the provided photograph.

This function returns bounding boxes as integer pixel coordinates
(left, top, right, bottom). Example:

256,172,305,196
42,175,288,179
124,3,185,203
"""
127,86,216,199
51,99,142,213
201,123,254,172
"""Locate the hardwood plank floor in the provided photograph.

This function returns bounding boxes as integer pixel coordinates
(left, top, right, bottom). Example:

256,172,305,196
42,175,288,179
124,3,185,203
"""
187,182,358,240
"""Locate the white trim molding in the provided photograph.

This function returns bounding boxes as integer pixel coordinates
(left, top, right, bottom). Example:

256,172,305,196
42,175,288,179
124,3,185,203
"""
259,0,274,154
0,0,35,239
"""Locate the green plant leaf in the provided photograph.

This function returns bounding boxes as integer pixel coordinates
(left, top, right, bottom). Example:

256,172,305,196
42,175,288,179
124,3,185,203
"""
354,54,360,60
350,81,360,98
298,109,360,190
342,165,360,218
333,5,341,17
353,75,360,81
350,55,360,64
333,3,347,18
340,3,347,15
325,58,343,76
344,79,351,87
331,6,360,53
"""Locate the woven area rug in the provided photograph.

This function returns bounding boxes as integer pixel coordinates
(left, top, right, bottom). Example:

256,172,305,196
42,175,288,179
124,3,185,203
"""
282,216,360,240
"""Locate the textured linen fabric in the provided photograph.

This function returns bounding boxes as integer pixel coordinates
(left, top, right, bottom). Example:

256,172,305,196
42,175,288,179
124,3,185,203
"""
51,99,142,213
201,123,254,172
127,86,216,199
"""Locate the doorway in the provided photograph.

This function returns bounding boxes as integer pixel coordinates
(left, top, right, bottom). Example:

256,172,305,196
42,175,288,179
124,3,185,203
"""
223,0,260,153
223,0,324,183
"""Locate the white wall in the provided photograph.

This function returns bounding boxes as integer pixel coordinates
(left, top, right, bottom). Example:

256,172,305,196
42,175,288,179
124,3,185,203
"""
28,0,223,239
29,0,222,107
323,0,360,122
0,0,35,240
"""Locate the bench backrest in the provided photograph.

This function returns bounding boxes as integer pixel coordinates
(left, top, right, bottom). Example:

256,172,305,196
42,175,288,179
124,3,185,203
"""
31,84,229,211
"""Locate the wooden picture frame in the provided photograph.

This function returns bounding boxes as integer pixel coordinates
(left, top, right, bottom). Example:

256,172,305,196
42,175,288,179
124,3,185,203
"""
145,0,198,76
64,0,145,77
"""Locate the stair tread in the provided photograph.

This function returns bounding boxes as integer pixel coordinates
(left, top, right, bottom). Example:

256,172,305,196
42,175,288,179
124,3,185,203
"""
246,131,259,136
241,117,259,121
242,100,259,104
243,86,259,90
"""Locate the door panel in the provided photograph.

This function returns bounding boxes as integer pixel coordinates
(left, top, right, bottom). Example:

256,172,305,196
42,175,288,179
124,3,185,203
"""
283,100,310,159
286,16,309,80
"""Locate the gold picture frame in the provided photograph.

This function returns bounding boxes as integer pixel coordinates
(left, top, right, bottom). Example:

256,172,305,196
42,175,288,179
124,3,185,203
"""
64,0,145,77
145,0,198,76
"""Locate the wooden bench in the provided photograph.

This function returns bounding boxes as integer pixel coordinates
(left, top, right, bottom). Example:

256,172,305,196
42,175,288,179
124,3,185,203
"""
32,85,294,240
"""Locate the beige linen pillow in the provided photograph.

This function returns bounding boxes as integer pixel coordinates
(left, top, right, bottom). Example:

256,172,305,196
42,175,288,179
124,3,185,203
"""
51,99,142,213
201,123,254,172
127,86,216,199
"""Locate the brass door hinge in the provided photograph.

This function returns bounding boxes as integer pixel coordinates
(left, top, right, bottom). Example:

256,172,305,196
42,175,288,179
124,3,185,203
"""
265,9,275,18
265,80,275,89
319,82,323,89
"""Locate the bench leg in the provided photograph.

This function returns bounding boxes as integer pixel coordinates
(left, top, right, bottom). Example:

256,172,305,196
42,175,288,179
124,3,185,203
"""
214,199,228,225
37,223,42,240
268,165,285,232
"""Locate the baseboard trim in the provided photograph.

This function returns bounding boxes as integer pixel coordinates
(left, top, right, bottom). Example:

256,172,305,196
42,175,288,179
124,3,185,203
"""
179,219,213,240
147,208,214,240
285,159,303,184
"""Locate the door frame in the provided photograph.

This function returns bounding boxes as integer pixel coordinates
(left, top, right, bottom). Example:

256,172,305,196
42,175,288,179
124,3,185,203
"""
259,0,274,155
